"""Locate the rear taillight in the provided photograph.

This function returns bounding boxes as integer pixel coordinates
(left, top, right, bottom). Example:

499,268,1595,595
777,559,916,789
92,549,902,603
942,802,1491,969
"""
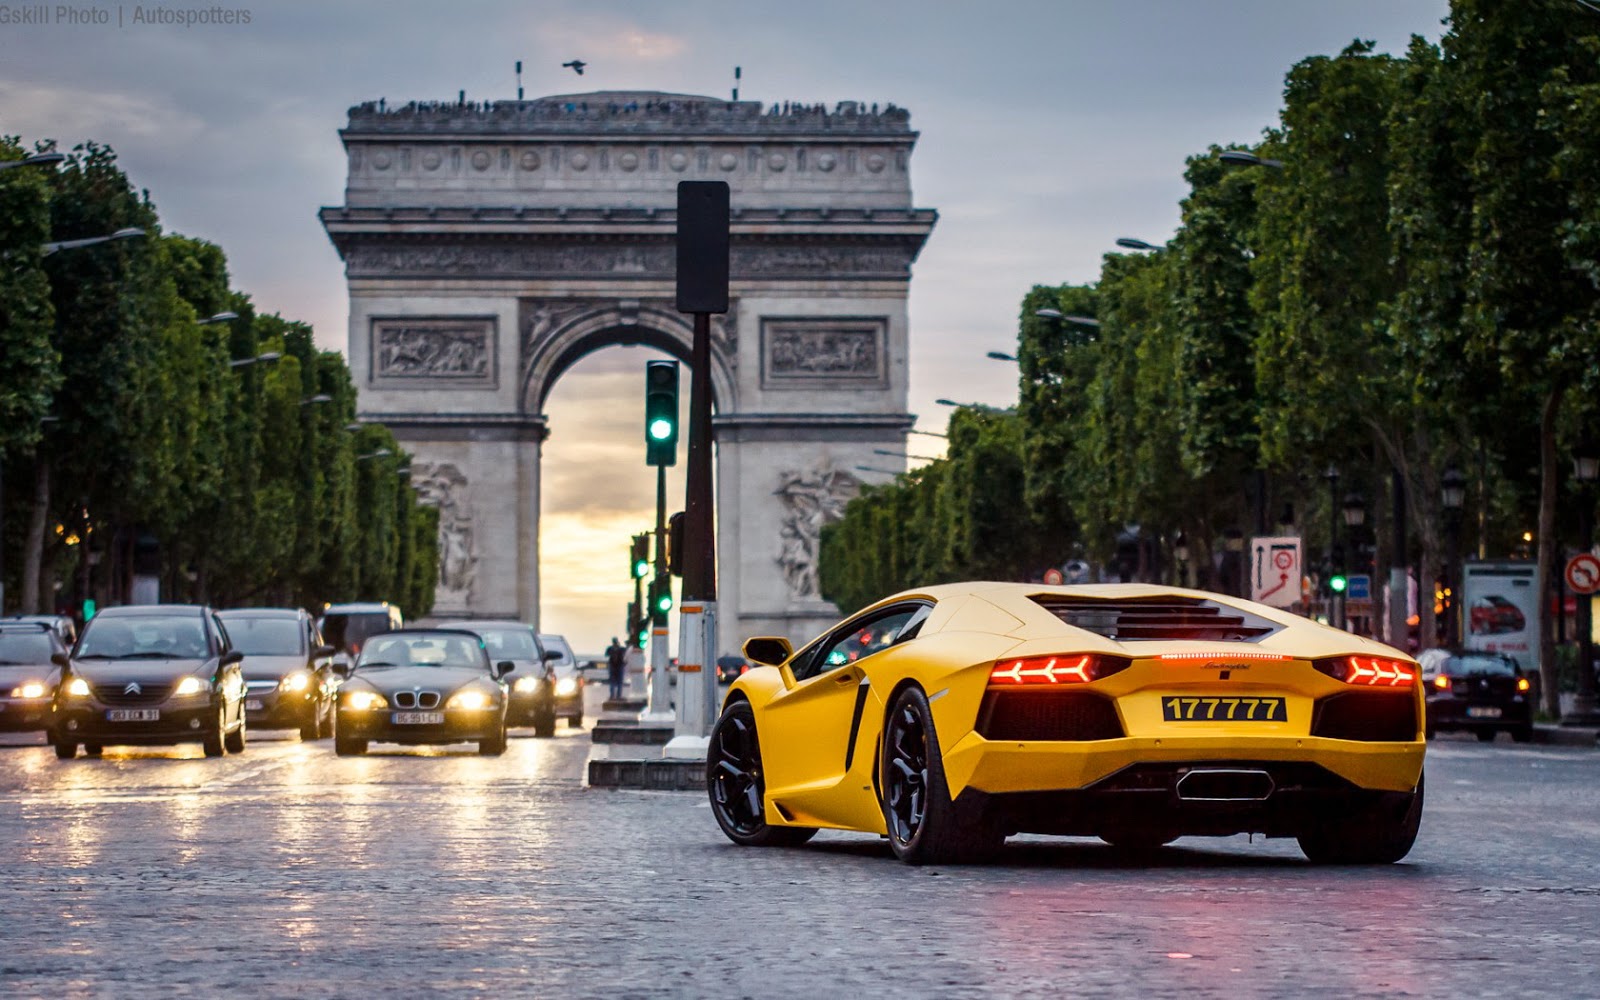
1516,677,1531,692
1433,675,1450,690
989,654,1128,686
1314,655,1416,688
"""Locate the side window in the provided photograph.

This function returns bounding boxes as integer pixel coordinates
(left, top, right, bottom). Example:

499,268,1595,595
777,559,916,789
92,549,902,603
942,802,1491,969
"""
794,603,929,682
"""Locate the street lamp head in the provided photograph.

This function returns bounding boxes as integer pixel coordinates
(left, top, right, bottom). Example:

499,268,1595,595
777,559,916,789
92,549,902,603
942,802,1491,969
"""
300,393,333,406
1323,464,1340,484
934,398,960,407
1063,315,1102,328
1342,492,1367,529
110,227,146,241
1441,466,1468,510
344,422,363,432
986,351,1018,362
1219,150,1285,169
198,311,239,325
1034,308,1063,320
1115,237,1162,252
1574,438,1599,484
1173,531,1189,563
356,448,393,461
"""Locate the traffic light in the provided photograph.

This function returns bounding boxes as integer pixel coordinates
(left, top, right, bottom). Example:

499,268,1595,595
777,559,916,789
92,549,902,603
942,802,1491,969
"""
644,360,679,466
667,511,685,577
649,575,674,618
81,598,97,622
630,533,650,579
1329,544,1348,595
627,600,645,647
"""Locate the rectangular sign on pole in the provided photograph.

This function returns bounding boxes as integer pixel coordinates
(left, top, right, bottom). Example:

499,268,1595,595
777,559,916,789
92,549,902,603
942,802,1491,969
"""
675,181,730,314
1462,561,1539,672
1250,535,1302,609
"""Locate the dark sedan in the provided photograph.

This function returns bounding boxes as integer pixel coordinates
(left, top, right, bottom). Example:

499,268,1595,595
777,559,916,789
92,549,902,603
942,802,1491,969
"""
437,620,562,737
1424,649,1534,742
332,629,512,756
0,622,67,735
219,608,337,741
51,605,248,759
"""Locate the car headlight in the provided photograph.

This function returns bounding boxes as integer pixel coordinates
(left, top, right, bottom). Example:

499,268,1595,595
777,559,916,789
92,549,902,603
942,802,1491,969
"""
344,690,386,711
279,671,312,693
447,689,492,711
513,676,542,693
173,676,210,697
66,678,91,698
554,677,578,697
10,682,48,700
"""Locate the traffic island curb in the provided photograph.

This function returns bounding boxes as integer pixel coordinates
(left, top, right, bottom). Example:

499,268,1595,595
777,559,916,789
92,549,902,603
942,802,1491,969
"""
1533,724,1598,747
590,723,675,745
587,756,703,790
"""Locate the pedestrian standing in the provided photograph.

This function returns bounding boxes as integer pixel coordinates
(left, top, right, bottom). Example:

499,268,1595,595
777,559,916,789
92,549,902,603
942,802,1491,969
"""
605,636,627,701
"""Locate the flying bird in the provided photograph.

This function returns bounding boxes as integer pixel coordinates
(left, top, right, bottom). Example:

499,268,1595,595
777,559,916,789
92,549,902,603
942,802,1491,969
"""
562,60,587,76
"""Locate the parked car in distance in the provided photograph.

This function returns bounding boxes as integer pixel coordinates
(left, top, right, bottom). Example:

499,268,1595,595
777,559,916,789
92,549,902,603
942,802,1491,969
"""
3,614,77,647
1422,649,1533,742
52,605,248,759
218,608,337,741
537,633,585,728
331,628,511,756
0,621,68,735
437,620,562,737
715,655,748,685
317,602,403,670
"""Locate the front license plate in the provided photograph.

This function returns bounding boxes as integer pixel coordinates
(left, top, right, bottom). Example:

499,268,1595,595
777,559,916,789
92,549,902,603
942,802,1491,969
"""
106,709,160,722
1467,706,1502,719
245,700,264,711
1162,695,1286,722
392,711,444,725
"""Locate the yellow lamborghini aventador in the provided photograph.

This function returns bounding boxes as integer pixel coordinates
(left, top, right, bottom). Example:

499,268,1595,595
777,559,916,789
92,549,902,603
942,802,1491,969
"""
707,583,1425,865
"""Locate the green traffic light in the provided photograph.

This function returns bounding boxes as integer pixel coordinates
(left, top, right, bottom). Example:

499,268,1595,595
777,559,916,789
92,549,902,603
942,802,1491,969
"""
648,417,674,441
1330,575,1348,594
633,559,649,579
655,591,674,614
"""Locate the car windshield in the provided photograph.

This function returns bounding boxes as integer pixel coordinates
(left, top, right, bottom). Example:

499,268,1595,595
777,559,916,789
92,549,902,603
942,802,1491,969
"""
470,628,539,660
224,618,304,656
320,612,392,653
76,617,210,660
538,635,574,666
357,634,486,670
0,632,56,664
1444,654,1516,676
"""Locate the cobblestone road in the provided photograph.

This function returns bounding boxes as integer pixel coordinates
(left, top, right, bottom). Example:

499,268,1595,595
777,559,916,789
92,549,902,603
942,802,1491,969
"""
3,699,1598,999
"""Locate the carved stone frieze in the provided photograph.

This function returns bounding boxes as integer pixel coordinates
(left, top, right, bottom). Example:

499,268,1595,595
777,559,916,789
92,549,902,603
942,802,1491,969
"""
370,317,497,387
761,317,887,387
343,240,914,280
411,462,477,608
774,464,861,600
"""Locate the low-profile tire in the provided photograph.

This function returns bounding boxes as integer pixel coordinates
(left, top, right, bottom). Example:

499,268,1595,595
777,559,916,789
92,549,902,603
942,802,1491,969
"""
881,686,1004,865
318,701,335,739
1511,722,1533,743
225,712,247,754
300,713,320,742
566,711,584,729
202,705,226,758
1476,729,1497,743
335,736,367,756
479,726,508,756
83,744,104,758
54,740,77,760
1298,770,1424,865
533,706,557,738
707,699,817,848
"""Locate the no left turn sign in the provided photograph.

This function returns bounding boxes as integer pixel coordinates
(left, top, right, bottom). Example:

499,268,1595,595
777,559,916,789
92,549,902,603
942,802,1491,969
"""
1567,553,1600,595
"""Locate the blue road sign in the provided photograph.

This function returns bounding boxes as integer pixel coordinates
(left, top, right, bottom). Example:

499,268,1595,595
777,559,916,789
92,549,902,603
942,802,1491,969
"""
1347,574,1371,601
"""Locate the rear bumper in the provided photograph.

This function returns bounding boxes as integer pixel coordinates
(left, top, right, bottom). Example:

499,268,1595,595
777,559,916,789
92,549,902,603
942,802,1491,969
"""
959,759,1418,839
336,708,503,745
943,732,1425,798
1425,696,1531,729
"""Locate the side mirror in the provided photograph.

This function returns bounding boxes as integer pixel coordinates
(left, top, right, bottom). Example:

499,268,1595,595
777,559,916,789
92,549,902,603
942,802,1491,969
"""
542,649,562,662
331,662,352,679
220,650,244,667
313,644,337,659
52,652,71,669
743,636,793,667
494,660,515,679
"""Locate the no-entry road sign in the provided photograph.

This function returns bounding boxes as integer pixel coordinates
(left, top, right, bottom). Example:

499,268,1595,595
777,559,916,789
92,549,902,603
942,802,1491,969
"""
1566,552,1600,595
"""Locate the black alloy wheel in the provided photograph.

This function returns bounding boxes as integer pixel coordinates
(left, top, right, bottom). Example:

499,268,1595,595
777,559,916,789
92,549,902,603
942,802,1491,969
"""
202,704,226,758
225,709,247,754
706,700,815,847
1298,770,1424,864
881,687,1002,865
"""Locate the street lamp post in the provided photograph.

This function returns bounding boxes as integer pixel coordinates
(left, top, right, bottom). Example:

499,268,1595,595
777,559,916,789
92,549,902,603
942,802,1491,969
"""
1343,492,1368,633
40,227,146,256
1441,467,1466,647
1325,465,1344,629
228,352,281,369
0,151,66,172
1567,439,1599,726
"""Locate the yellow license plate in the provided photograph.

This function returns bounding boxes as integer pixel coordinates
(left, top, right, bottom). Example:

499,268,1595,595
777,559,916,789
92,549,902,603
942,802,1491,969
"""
1161,695,1286,722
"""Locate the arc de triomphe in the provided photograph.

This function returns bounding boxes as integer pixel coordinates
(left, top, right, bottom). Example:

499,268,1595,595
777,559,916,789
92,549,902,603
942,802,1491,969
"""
320,91,936,653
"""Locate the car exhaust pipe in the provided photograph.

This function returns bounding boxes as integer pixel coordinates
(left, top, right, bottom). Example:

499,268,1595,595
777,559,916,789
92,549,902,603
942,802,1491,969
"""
1175,768,1275,802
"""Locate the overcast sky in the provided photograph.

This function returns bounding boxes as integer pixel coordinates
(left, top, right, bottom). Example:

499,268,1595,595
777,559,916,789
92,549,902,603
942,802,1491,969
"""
0,1,1450,650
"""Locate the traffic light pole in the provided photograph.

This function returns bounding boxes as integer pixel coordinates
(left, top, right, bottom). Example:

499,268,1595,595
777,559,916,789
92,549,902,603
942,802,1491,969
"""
676,311,718,738
644,464,673,722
